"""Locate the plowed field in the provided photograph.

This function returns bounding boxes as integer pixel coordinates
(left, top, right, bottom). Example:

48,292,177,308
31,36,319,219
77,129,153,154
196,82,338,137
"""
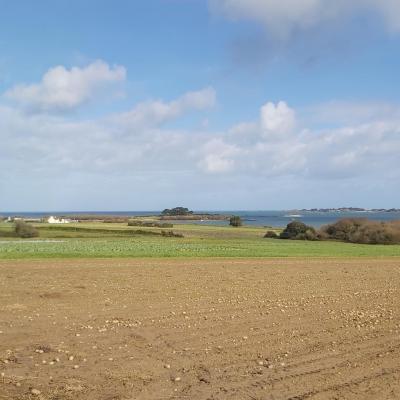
1,258,399,399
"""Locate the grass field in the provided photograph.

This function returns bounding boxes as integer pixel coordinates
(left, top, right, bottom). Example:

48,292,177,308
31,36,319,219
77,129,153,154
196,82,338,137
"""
1,221,400,259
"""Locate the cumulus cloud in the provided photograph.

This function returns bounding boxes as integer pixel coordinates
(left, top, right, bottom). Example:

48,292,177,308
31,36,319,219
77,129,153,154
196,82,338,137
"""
197,100,400,179
260,101,296,139
5,60,126,112
2,71,400,204
210,0,400,38
115,87,216,130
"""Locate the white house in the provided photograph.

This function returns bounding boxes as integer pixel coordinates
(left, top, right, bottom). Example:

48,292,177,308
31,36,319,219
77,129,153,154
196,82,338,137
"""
47,216,70,224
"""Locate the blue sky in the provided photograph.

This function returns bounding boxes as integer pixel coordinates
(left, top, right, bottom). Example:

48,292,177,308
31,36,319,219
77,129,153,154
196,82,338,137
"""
1,0,400,211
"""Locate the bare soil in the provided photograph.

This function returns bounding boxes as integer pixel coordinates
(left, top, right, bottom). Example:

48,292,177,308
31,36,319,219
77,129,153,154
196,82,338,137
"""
1,258,400,400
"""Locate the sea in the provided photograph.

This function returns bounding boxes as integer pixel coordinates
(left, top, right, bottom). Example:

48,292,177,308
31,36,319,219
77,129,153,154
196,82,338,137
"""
1,210,400,228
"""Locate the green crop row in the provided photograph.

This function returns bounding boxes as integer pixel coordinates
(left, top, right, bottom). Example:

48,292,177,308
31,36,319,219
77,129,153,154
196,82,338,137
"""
1,236,400,259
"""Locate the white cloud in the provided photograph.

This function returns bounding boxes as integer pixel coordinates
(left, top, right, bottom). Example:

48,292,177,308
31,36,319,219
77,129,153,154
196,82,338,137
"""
2,78,400,205
260,101,296,139
197,100,400,179
115,87,216,130
302,100,400,125
0,86,217,178
210,0,400,38
5,60,126,112
199,138,240,173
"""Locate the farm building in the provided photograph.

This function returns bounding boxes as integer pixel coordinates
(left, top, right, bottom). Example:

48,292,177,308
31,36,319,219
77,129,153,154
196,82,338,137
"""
47,216,71,224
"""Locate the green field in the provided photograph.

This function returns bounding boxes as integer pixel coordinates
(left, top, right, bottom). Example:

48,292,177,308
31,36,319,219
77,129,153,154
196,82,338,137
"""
1,221,400,259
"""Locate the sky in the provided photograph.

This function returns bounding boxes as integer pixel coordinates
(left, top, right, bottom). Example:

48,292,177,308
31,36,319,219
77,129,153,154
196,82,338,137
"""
1,0,400,211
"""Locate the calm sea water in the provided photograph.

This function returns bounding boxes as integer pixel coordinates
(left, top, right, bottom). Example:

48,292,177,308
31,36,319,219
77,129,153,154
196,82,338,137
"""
1,210,400,228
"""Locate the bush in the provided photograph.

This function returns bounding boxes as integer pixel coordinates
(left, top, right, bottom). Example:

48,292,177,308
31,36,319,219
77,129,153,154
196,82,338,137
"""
322,218,363,241
304,229,319,241
280,221,316,240
15,220,39,238
102,218,129,223
160,230,184,238
320,218,400,244
128,220,173,228
264,230,278,238
229,216,242,227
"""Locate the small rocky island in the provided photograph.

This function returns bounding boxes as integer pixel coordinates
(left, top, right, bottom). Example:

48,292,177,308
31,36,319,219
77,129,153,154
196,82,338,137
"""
160,207,229,220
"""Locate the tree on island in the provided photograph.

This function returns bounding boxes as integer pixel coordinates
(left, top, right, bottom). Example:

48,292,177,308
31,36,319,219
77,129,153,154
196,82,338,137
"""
161,207,194,216
229,216,242,227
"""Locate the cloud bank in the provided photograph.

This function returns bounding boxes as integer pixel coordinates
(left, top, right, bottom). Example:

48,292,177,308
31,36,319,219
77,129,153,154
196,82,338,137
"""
1,61,400,209
210,0,400,38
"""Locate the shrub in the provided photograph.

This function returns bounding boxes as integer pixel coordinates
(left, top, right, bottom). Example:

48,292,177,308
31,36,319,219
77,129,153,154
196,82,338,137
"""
322,218,363,242
229,216,242,227
264,230,278,238
320,218,400,244
15,220,39,238
303,229,319,241
160,230,184,238
280,221,316,240
102,218,129,223
128,220,173,228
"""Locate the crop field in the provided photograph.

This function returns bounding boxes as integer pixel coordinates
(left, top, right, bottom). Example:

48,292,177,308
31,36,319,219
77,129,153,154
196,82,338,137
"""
1,222,400,259
1,257,400,399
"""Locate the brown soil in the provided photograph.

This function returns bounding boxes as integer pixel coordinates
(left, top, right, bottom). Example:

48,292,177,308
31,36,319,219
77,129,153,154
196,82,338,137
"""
1,258,400,400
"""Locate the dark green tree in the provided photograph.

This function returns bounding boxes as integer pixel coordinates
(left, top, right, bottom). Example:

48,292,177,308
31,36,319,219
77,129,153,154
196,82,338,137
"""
280,221,316,240
264,230,278,238
161,207,193,216
229,216,242,227
15,220,39,238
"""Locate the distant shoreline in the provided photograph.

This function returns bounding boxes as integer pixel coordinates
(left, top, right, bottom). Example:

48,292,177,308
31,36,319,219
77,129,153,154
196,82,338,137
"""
299,208,400,213
0,213,230,223
1,208,400,217
1,210,400,229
